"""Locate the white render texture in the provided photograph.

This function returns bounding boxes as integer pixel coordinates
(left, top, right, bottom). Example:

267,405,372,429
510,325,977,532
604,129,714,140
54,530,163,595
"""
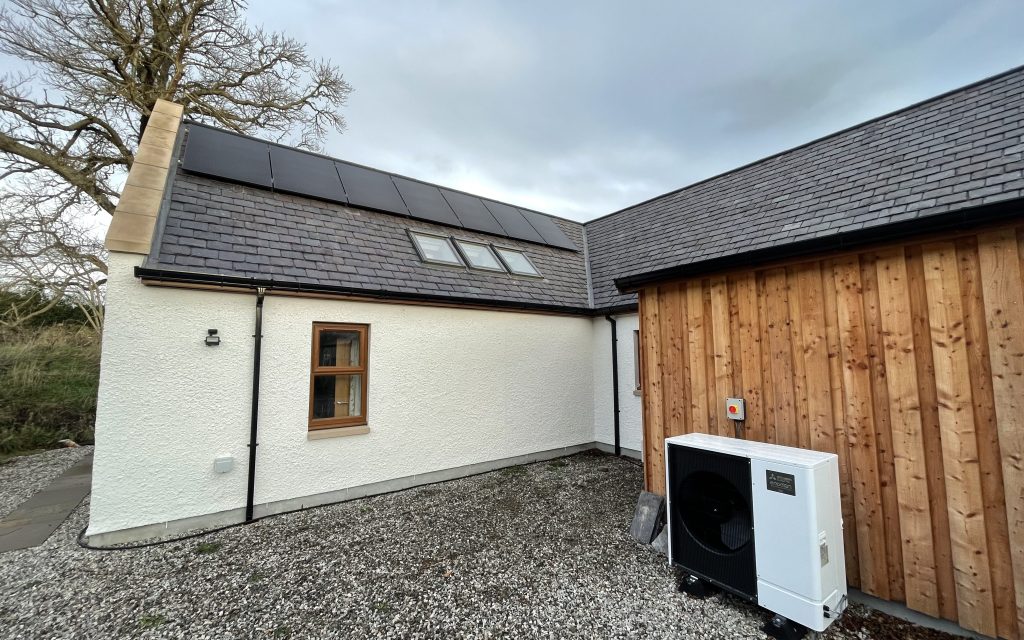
591,313,643,454
89,252,600,537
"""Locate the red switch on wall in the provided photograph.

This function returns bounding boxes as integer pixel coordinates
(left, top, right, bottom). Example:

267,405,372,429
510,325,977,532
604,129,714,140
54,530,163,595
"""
725,397,745,421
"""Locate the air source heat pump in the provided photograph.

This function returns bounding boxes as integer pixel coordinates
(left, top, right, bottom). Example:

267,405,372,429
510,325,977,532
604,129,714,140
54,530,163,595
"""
665,433,847,637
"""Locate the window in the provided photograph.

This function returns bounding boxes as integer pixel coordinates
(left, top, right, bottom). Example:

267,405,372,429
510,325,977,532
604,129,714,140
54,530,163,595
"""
494,247,541,277
633,330,642,392
454,239,505,271
309,323,369,430
410,231,463,266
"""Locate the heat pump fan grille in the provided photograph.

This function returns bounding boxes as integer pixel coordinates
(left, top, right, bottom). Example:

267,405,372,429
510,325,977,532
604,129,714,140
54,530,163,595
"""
678,471,753,553
668,445,757,600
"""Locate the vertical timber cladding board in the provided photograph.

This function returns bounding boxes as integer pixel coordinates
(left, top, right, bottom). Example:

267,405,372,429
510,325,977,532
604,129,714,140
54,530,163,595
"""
821,261,862,589
735,273,765,444
977,228,1024,638
641,287,665,492
906,244,959,622
957,237,1018,640
701,282,720,437
833,254,891,600
636,224,1024,638
861,253,906,603
757,271,777,445
710,277,734,437
786,267,812,450
875,248,940,618
764,268,798,446
921,241,997,638
661,283,687,439
686,282,709,436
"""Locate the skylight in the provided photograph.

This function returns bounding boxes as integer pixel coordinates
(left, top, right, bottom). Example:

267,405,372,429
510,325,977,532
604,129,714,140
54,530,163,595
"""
410,231,463,266
455,240,504,272
495,247,541,277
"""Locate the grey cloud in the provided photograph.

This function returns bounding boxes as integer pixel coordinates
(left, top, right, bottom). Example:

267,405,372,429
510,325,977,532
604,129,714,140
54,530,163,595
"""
77,2,1024,222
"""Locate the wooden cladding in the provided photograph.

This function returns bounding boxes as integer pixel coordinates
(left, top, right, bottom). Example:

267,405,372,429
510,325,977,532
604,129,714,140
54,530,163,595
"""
638,223,1024,640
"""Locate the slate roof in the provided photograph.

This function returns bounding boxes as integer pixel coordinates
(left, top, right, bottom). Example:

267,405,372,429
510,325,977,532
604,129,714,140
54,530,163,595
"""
149,172,591,311
586,65,1024,309
144,65,1024,314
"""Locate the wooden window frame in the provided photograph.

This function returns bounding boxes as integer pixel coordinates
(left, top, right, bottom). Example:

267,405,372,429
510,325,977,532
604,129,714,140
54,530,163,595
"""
308,322,370,431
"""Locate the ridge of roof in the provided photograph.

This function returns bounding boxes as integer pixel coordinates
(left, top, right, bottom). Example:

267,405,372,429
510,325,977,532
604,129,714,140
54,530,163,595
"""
584,61,1024,226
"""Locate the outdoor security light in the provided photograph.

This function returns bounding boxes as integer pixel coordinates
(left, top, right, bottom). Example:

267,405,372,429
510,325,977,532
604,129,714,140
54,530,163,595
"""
205,329,221,346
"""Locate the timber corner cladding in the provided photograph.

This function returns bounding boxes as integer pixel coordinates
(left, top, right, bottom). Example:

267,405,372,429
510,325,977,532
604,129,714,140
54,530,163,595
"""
92,65,1024,639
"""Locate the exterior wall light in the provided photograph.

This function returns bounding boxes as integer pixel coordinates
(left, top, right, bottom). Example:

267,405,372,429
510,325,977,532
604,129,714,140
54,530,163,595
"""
205,329,221,346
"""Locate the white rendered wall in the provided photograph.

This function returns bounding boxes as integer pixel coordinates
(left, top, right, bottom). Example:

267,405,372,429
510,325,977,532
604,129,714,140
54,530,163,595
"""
591,313,643,454
89,252,596,537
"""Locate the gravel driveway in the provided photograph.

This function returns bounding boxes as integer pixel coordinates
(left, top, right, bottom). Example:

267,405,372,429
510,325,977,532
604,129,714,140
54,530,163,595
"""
0,450,956,639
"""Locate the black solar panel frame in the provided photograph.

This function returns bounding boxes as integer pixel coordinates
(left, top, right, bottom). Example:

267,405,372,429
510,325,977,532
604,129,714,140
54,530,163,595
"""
335,162,410,216
392,177,462,227
517,208,578,251
440,189,507,236
269,145,347,204
482,200,545,244
182,125,272,188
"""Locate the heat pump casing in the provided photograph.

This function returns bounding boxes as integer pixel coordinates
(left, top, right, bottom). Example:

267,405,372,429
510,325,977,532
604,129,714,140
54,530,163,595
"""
666,433,847,632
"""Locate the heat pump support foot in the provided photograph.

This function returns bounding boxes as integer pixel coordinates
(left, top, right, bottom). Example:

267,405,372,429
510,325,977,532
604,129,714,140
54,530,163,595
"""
677,573,717,599
763,614,808,640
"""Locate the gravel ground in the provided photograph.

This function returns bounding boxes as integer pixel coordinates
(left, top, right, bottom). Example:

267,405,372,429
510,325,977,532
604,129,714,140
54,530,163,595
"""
0,450,957,639
0,446,93,520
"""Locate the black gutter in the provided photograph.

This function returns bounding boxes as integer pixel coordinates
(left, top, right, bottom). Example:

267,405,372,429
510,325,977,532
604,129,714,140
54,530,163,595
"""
133,266,598,317
605,315,621,456
614,200,1024,292
244,288,266,523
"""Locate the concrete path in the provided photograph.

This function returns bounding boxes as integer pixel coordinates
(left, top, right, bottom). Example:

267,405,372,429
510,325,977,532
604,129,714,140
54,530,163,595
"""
0,453,92,552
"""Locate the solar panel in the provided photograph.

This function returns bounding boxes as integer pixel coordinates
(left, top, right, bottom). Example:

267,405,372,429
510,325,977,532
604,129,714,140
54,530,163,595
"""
392,177,462,227
440,189,507,236
517,209,578,251
482,200,544,244
182,125,272,188
270,146,346,203
335,162,409,215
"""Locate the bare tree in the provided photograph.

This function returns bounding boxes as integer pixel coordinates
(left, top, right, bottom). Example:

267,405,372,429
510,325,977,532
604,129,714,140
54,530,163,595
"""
0,0,352,330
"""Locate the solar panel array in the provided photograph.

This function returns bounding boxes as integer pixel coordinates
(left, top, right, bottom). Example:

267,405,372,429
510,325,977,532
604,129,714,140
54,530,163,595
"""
181,123,578,251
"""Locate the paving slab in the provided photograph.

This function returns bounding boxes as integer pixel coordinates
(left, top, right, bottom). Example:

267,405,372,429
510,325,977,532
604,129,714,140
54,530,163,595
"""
0,453,92,552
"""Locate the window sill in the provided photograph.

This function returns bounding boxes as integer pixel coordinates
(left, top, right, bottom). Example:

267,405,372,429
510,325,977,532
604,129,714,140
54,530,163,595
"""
307,425,370,440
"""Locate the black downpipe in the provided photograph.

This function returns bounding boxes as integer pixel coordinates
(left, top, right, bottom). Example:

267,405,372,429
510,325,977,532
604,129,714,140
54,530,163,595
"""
605,315,621,456
245,288,267,523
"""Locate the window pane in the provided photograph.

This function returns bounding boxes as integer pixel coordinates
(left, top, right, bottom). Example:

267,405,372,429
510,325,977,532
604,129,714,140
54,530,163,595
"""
312,374,363,420
318,329,362,368
412,232,462,265
496,248,540,276
456,240,503,271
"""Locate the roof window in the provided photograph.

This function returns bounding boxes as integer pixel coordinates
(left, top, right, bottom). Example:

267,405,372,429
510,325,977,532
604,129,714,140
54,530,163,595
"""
409,231,463,266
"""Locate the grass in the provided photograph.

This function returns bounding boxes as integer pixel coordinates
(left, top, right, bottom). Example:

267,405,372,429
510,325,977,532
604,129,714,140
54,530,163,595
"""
195,541,223,554
138,613,167,629
0,325,99,457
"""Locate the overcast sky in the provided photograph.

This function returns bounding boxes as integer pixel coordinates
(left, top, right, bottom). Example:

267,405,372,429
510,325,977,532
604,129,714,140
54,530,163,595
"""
242,0,1024,221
